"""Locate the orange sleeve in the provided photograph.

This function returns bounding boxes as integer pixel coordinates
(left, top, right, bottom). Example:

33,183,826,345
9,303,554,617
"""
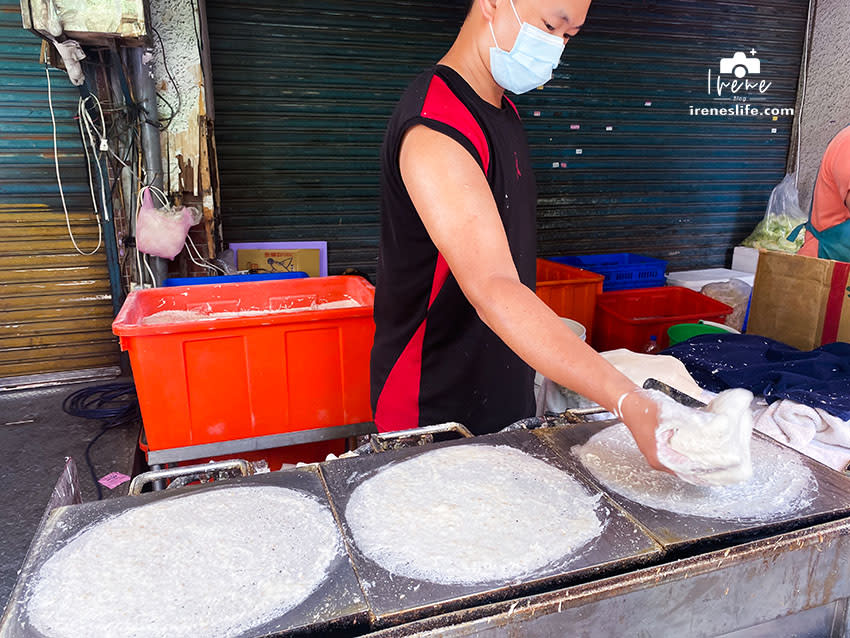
826,127,850,203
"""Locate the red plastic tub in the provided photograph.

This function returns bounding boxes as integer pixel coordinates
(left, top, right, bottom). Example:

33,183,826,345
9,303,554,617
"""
113,276,375,453
592,286,733,351
536,259,605,342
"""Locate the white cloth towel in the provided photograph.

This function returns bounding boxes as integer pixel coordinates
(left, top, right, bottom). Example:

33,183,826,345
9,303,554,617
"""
601,349,706,399
534,349,708,417
754,400,850,472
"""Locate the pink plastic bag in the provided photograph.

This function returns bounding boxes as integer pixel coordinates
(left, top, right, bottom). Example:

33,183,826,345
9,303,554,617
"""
136,187,199,260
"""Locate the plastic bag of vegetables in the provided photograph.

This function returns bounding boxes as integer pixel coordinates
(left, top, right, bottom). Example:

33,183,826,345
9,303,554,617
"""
741,173,807,253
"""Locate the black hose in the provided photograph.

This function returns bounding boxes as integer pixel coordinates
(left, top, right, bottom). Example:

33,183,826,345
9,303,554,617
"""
62,382,139,500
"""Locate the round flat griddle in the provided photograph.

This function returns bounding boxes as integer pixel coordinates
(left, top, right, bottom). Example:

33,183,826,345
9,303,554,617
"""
0,468,368,638
537,423,850,555
319,429,663,628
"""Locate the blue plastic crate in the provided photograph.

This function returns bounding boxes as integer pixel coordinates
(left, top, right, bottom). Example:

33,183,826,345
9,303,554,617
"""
546,254,667,292
163,272,309,287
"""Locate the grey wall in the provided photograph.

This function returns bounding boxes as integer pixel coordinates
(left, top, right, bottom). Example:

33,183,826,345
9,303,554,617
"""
796,0,850,208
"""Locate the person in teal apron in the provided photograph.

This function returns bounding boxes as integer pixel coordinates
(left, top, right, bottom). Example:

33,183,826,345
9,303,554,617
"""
790,125,850,262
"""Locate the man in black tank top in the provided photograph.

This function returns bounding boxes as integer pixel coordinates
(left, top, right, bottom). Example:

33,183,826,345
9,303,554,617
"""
372,0,667,471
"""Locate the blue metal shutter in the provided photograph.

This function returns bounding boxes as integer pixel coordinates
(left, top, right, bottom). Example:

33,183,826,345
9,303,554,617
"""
0,0,119,379
207,0,806,275
206,0,469,274
531,0,807,266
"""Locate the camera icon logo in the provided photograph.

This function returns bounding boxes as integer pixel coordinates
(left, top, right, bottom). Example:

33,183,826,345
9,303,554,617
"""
719,51,761,79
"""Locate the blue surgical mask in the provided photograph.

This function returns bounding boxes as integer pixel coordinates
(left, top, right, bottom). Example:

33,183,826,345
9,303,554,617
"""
489,0,566,95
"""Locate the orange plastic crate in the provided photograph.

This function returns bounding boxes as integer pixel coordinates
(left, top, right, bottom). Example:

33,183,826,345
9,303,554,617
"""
113,276,375,453
593,286,733,351
535,258,605,342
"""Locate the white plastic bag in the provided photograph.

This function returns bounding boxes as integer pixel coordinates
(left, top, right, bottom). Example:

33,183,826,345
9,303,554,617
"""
740,173,807,253
136,187,201,260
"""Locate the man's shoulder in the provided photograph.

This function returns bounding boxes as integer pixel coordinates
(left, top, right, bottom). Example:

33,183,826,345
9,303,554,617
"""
386,66,490,175
389,66,441,122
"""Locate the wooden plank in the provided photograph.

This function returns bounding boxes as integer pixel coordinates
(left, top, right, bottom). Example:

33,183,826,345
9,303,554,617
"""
0,316,115,339
0,278,110,297
0,331,118,350
0,305,114,324
1,292,113,311
0,253,106,269
0,352,121,378
0,265,110,285
0,339,119,364
199,115,216,256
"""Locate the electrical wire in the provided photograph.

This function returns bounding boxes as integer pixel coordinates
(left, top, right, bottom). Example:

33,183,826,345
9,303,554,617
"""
186,234,225,274
188,0,206,86
134,184,223,277
143,254,156,285
46,65,103,256
77,111,100,218
155,89,178,131
150,24,182,131
48,45,214,288
136,183,169,209
79,93,106,145
79,94,129,170
134,184,170,287
77,94,113,223
136,245,145,287
77,101,102,220
62,383,139,500
186,244,223,274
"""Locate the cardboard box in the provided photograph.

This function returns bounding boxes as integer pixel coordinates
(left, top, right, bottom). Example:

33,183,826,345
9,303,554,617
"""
230,241,328,277
236,248,322,277
747,250,850,350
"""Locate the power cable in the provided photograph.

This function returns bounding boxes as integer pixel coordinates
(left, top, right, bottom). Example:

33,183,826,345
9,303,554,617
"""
186,234,225,274
62,382,139,500
46,65,103,256
150,24,182,131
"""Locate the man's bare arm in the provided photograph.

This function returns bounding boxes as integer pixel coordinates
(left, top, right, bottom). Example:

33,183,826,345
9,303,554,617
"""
399,125,664,469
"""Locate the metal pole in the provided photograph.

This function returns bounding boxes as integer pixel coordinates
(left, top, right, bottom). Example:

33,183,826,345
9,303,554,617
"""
97,146,125,314
78,79,125,316
128,47,168,286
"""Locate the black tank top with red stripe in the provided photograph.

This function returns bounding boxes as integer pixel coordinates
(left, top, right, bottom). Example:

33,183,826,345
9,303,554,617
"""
370,64,537,436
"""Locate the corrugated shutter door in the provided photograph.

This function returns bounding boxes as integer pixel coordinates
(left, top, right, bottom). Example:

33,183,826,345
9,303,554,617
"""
207,0,806,274
0,1,119,380
532,0,807,266
207,0,467,273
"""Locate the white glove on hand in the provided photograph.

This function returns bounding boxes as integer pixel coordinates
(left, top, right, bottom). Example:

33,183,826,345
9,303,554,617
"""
652,388,755,486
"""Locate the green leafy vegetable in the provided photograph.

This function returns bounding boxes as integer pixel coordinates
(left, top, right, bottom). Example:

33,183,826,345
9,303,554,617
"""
741,215,805,253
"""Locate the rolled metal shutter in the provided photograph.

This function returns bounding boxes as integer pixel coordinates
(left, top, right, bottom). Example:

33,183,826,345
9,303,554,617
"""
532,0,807,266
207,0,468,274
0,0,120,380
207,0,807,274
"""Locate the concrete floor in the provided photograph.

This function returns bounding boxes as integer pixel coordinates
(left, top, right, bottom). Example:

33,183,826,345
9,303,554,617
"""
0,378,140,613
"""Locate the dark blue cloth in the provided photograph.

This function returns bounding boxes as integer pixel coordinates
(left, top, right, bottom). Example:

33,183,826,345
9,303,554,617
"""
662,334,850,420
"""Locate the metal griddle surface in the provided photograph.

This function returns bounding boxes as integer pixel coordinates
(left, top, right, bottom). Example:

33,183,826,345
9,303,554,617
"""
0,468,368,638
319,429,663,627
538,423,850,553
